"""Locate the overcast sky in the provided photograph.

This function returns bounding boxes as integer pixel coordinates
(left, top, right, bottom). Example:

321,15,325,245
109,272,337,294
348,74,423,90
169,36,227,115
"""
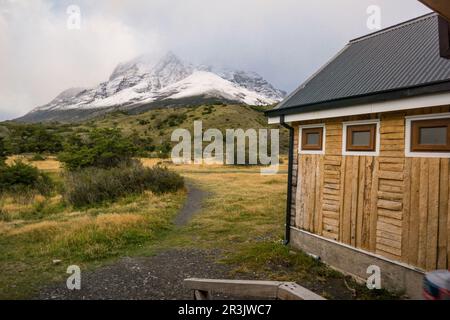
0,0,430,120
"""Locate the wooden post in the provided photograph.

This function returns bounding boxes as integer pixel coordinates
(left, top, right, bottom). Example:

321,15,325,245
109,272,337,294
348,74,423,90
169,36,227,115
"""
194,290,212,301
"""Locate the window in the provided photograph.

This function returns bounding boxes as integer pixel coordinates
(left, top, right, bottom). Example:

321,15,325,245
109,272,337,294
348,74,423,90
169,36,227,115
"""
406,113,450,158
299,125,325,155
346,124,377,152
411,118,450,152
302,128,323,150
342,120,380,156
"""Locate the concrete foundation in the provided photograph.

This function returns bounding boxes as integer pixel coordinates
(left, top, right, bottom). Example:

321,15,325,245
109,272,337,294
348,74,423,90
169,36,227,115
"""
290,227,425,300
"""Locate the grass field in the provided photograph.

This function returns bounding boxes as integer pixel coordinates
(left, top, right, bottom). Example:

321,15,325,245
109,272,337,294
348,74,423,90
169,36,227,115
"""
0,157,398,300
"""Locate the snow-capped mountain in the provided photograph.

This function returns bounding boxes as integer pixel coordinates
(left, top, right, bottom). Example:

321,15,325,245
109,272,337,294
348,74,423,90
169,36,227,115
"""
20,52,285,122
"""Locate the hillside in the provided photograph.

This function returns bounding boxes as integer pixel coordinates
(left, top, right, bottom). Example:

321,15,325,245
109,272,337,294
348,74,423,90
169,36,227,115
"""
2,104,289,155
77,104,289,154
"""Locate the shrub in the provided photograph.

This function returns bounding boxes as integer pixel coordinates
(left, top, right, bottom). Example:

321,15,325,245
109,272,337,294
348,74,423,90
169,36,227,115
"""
144,164,185,194
59,128,137,170
202,106,215,115
157,142,172,159
166,113,187,127
31,154,46,161
63,161,184,207
138,119,150,126
0,161,54,195
0,137,6,164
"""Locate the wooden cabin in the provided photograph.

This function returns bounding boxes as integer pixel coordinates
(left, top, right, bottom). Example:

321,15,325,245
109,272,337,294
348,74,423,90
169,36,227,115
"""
266,13,450,299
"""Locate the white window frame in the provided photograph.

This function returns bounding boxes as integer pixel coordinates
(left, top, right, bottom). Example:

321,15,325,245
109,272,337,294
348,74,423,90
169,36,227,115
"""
342,119,380,157
405,112,450,158
299,124,326,155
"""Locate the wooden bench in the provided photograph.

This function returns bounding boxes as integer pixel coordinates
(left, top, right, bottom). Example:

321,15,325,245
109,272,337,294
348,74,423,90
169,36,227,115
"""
184,278,326,300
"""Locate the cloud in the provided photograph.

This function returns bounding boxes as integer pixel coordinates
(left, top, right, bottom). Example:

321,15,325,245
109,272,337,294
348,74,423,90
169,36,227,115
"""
0,0,159,118
0,0,430,120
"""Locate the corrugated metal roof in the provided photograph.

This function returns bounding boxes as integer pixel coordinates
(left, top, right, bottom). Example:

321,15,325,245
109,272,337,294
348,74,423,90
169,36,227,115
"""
276,13,450,111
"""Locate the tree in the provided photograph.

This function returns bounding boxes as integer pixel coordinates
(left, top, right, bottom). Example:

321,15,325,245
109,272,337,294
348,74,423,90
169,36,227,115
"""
0,137,6,166
130,131,155,154
58,128,138,170
32,126,64,153
5,124,63,154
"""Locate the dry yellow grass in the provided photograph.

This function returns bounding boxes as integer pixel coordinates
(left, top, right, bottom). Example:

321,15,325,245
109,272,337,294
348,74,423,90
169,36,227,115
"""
6,220,62,237
32,159,61,171
0,221,16,234
0,198,34,219
140,158,167,167
0,193,62,222
6,156,287,174
6,155,61,171
6,213,148,239
2,189,182,234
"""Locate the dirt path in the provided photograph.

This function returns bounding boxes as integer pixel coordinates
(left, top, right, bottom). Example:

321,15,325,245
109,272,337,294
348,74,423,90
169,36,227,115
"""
173,183,207,227
37,182,232,300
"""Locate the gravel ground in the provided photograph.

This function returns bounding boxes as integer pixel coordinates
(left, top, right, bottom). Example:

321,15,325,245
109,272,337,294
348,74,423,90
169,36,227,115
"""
38,249,235,300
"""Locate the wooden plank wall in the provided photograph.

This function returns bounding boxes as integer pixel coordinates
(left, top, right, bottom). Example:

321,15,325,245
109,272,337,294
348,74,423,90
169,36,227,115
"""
403,157,450,270
321,121,344,241
340,156,378,251
402,107,450,270
295,154,323,234
377,114,405,260
293,109,450,271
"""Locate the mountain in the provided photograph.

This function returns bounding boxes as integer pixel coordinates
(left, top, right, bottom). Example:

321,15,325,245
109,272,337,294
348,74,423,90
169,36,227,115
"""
18,52,286,123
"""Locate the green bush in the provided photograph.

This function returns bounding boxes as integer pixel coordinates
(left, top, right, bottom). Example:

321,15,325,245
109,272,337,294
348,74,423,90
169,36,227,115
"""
31,154,46,161
156,142,172,159
166,113,187,127
63,161,184,207
58,128,137,170
0,137,6,165
138,119,150,126
144,164,185,194
202,106,215,115
0,161,54,195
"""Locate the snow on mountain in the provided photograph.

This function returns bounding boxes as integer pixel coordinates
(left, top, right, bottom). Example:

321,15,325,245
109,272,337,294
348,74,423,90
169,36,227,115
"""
25,52,285,120
198,66,286,101
158,71,279,106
